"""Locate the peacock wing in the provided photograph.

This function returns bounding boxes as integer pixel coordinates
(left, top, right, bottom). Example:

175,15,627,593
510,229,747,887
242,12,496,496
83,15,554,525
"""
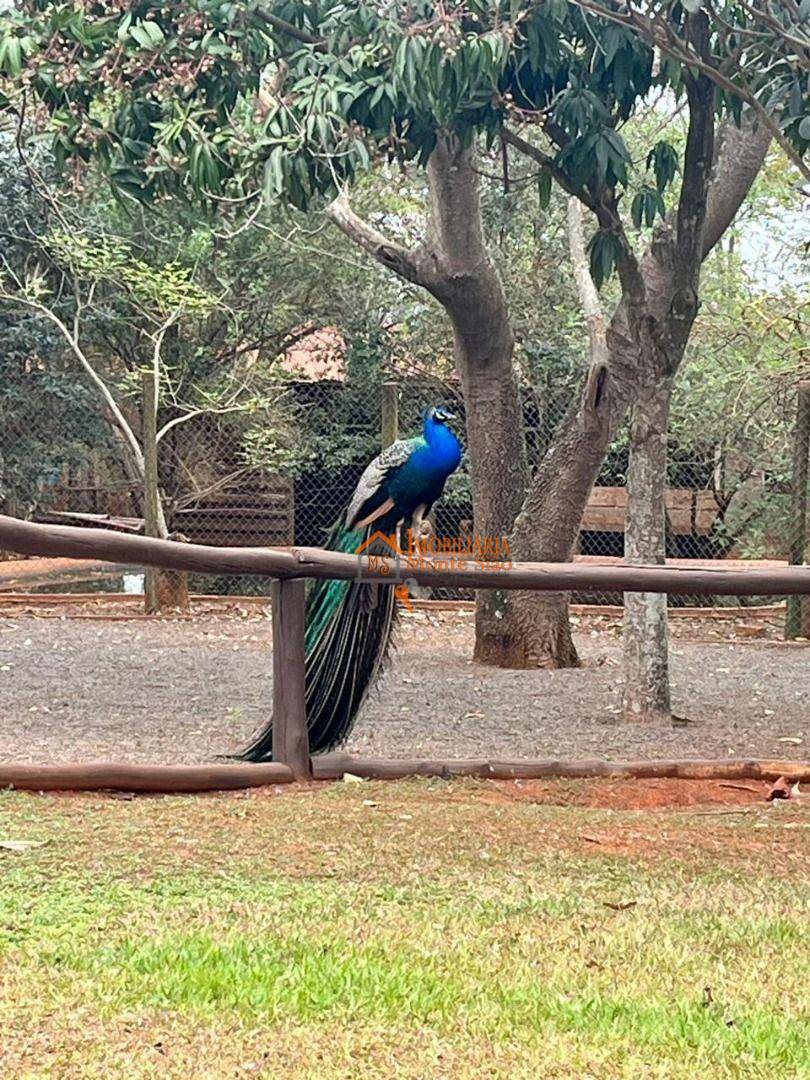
345,436,421,529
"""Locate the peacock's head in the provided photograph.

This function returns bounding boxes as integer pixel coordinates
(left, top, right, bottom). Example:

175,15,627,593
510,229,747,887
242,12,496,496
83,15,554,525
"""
427,405,457,426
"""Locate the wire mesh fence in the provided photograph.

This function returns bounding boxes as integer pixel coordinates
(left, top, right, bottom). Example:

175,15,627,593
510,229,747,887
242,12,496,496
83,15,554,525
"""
1,361,807,618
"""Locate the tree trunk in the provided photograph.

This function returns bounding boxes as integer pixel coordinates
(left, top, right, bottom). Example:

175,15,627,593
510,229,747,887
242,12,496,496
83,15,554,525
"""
622,379,673,722
141,371,189,614
786,382,810,639
330,120,769,671
473,198,609,670
423,139,531,658
479,261,656,668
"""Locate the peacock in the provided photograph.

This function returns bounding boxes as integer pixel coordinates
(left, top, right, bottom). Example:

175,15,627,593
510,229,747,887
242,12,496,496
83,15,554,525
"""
238,405,463,761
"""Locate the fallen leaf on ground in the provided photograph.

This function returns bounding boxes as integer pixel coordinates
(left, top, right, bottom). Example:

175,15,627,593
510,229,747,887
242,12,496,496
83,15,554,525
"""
0,839,46,852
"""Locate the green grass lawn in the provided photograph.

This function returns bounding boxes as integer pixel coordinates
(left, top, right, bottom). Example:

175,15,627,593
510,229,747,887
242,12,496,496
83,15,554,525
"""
0,780,807,1078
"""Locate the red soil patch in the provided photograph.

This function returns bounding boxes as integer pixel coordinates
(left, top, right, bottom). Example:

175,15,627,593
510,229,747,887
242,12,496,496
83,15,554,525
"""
478,777,769,810
25,776,773,812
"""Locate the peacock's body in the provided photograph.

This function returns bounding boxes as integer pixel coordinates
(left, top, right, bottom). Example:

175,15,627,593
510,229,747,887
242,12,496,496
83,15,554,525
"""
239,406,462,761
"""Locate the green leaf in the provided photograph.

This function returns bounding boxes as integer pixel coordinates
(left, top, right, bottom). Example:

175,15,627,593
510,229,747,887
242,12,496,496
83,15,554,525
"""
263,146,285,198
537,169,552,211
117,13,132,42
141,20,165,47
602,25,624,68
1,36,23,76
354,139,370,171
130,24,152,48
587,230,622,289
648,141,679,193
631,191,644,229
595,135,609,181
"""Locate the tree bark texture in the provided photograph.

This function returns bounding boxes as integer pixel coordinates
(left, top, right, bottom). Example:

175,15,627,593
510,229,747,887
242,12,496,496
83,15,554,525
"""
423,139,531,660
620,41,714,720
622,380,673,721
494,111,770,673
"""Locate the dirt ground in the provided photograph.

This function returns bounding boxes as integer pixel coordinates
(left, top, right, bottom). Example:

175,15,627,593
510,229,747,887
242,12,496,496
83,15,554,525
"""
0,607,806,765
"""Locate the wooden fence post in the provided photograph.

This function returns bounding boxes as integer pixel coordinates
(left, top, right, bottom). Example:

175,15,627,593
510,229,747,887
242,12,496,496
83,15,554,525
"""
786,383,810,639
381,382,399,449
271,577,310,779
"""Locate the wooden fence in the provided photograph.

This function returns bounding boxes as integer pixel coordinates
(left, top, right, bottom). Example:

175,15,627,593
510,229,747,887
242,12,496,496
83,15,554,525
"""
1,513,809,790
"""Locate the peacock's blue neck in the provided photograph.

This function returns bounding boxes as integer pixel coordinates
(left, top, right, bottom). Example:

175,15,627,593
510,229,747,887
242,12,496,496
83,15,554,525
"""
422,414,462,473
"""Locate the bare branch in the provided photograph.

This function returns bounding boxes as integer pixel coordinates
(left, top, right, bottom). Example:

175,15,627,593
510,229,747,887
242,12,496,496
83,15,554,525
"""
0,285,145,473
253,9,325,48
567,197,609,372
702,118,772,259
171,468,253,511
156,404,252,445
326,190,436,288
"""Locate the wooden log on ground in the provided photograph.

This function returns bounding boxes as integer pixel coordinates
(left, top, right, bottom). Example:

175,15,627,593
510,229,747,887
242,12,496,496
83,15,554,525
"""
3,514,810,596
313,755,810,783
0,758,806,793
0,762,294,793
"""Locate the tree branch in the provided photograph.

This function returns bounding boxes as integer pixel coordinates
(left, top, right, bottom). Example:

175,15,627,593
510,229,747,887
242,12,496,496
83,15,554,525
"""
503,128,646,306
567,197,608,372
701,118,772,259
675,13,716,279
0,286,145,474
156,404,251,445
326,190,436,288
593,194,648,310
254,9,324,48
565,0,810,181
501,128,597,211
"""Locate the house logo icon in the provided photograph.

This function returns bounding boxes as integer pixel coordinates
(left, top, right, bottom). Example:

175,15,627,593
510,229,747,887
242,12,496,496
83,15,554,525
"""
355,531,414,611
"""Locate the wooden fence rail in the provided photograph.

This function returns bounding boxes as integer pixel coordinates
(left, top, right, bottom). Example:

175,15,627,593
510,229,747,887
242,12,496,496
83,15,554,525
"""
1,513,809,787
3,513,810,595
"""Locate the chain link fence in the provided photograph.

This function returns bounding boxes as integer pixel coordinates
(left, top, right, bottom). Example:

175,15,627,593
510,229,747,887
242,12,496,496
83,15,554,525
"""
1,360,807,619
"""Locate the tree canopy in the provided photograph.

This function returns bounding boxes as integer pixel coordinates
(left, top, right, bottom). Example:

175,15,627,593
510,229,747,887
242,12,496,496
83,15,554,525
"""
2,3,806,282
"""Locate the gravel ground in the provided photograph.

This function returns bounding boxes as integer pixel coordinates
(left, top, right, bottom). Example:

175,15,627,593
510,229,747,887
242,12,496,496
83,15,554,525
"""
0,610,806,764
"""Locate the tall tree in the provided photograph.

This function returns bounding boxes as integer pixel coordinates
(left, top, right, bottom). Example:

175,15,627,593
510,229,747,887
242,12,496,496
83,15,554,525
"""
2,1,802,673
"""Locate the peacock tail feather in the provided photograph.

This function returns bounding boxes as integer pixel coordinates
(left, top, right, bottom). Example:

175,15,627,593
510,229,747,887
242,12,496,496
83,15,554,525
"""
237,522,399,761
